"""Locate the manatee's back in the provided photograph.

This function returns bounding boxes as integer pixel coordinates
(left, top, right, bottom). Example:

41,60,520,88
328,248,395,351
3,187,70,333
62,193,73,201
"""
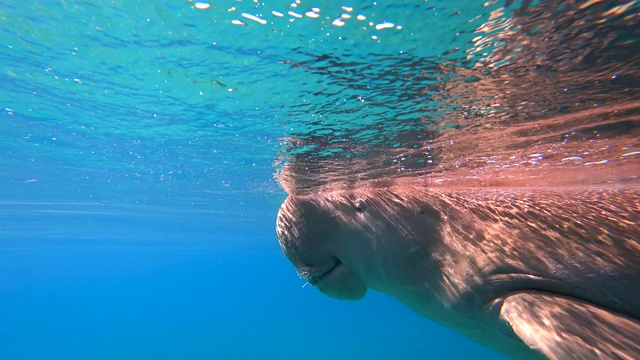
425,185,640,359
428,185,640,312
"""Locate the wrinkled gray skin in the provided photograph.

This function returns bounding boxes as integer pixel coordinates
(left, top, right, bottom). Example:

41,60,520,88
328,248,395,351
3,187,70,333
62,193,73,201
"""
276,186,640,359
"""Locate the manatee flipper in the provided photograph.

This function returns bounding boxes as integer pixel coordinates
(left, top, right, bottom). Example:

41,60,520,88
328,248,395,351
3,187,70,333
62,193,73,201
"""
499,292,640,360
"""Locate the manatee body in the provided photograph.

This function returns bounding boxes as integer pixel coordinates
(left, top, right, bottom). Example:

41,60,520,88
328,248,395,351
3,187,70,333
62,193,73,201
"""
276,186,640,359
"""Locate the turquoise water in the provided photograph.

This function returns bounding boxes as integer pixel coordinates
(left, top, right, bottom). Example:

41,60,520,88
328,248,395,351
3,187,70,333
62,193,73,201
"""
1,0,638,359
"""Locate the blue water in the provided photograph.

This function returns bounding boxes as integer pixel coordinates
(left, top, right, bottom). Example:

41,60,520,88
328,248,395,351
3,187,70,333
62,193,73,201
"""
0,247,504,359
2,0,637,359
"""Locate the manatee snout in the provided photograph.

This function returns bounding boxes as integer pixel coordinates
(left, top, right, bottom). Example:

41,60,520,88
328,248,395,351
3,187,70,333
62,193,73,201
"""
276,195,368,300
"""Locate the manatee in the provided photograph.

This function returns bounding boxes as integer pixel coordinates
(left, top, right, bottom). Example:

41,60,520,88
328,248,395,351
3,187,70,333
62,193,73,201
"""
276,185,640,359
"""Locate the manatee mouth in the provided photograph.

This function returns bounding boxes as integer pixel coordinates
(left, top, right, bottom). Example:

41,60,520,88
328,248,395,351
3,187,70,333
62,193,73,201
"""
305,258,342,286
298,257,368,300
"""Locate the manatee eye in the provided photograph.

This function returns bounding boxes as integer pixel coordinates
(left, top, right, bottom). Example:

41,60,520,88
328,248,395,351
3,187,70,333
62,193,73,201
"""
354,199,366,212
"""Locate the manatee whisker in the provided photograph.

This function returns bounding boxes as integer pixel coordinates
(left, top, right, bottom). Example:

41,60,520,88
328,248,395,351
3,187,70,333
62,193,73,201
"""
296,269,311,279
